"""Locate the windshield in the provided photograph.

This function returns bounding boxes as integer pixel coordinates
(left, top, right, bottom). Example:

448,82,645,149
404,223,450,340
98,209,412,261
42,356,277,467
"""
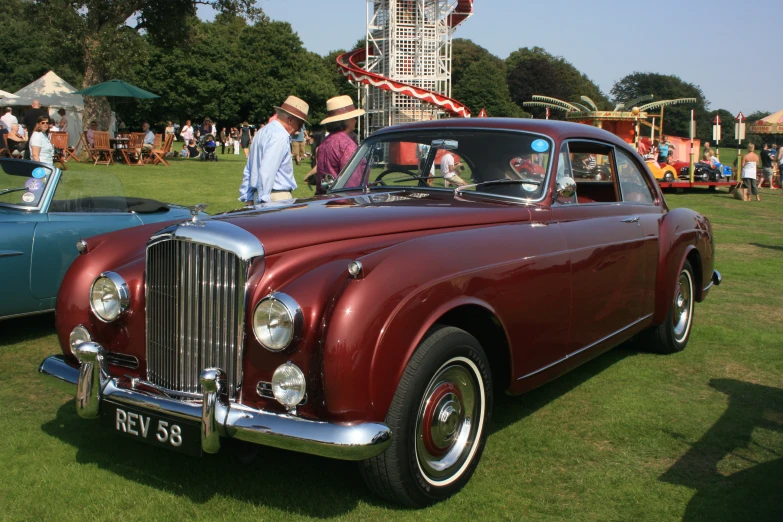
0,160,54,209
330,130,553,201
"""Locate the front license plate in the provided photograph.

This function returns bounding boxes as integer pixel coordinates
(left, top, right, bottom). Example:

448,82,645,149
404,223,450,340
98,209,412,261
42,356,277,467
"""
101,400,202,457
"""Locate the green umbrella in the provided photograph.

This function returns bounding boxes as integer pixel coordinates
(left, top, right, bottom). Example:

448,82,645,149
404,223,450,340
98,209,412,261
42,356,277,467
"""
74,79,159,98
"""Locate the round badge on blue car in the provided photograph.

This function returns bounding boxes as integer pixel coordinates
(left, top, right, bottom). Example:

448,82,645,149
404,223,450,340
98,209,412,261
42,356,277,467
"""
531,139,550,153
32,167,47,179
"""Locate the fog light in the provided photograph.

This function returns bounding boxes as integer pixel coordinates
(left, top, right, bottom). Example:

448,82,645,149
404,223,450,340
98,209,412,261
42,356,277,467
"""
69,325,91,356
271,362,306,410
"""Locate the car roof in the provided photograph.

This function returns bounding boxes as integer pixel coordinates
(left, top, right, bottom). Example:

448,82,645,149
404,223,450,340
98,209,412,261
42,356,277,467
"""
373,118,635,152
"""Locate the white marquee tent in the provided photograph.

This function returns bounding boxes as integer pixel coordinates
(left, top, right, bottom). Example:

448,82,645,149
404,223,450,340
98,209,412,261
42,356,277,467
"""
2,71,85,148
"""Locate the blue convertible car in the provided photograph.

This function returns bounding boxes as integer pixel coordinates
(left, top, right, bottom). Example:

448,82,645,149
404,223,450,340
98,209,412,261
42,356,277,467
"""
0,159,200,320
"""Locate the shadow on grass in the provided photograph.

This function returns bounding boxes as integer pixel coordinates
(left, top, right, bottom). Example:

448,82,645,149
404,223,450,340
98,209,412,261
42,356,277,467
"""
749,242,783,252
41,401,380,516
0,313,56,347
659,379,783,521
490,341,637,435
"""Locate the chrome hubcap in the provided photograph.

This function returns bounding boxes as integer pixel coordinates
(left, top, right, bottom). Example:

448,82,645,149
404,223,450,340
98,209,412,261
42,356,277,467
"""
672,270,693,343
416,358,484,486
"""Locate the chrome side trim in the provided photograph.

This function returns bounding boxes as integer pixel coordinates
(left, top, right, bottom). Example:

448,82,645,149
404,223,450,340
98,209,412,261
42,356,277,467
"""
148,220,264,262
517,314,653,381
0,250,24,258
38,353,392,461
0,308,54,322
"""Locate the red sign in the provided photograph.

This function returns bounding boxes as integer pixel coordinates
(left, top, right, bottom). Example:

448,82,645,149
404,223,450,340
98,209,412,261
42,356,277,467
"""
736,111,745,122
713,115,721,124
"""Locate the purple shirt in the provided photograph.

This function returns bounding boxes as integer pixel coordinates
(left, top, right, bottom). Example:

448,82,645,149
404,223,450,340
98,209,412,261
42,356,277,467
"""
317,132,359,185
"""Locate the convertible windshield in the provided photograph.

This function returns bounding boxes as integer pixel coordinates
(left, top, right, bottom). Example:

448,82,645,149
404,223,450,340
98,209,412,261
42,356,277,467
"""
330,130,553,200
0,160,54,208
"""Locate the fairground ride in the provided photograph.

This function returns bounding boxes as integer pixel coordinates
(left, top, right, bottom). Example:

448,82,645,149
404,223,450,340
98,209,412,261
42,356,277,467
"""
337,0,474,142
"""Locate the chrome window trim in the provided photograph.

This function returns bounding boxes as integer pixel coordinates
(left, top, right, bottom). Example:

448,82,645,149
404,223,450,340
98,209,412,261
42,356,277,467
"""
329,127,556,204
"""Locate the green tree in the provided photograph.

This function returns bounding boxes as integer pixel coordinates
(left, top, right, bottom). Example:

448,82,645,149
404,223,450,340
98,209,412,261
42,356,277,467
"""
506,47,609,119
451,39,524,117
610,72,708,139
29,0,264,128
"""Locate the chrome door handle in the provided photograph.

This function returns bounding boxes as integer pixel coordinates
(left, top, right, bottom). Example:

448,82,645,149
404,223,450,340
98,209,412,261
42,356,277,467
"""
621,216,640,223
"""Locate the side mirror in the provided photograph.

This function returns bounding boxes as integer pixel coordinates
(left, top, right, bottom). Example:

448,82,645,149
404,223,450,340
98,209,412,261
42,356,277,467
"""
555,176,576,199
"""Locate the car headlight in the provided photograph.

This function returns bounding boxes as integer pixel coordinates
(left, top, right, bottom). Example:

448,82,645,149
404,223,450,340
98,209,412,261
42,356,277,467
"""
69,325,91,355
272,362,306,409
89,272,129,322
252,293,302,352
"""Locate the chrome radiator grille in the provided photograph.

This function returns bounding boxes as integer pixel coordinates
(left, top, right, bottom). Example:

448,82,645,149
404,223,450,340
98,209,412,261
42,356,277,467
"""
146,239,246,398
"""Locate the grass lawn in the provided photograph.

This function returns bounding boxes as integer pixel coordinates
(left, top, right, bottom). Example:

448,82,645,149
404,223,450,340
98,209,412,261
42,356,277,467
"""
1,147,782,521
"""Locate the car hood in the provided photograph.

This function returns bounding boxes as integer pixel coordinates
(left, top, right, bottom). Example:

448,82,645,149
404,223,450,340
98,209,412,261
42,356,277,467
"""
212,190,536,256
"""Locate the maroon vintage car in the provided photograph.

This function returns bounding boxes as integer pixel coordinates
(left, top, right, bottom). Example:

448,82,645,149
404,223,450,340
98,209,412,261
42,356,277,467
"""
40,119,721,507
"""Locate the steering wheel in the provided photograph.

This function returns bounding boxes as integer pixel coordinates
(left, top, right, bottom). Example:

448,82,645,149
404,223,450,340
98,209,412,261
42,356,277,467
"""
374,168,420,187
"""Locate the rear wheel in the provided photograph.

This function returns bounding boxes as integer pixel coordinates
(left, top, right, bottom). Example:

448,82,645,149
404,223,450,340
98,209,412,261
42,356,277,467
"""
360,326,492,507
644,260,695,354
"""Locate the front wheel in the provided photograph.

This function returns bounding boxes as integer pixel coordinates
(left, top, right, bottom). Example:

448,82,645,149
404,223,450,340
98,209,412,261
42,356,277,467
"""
644,260,695,353
360,326,492,507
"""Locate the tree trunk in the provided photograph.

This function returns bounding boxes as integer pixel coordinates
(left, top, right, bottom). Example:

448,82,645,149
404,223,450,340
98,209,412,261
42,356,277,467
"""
82,38,112,132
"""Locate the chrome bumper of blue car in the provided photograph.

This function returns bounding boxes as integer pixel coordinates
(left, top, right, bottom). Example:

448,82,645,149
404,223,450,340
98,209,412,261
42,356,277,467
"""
38,343,391,460
712,270,722,286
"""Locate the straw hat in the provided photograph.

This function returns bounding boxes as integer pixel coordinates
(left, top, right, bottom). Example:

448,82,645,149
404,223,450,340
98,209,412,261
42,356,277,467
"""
274,95,310,123
320,95,365,124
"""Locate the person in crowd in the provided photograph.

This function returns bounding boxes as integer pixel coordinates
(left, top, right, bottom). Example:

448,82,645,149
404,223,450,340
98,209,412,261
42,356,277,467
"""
86,121,98,147
180,120,193,143
702,141,712,161
441,151,468,187
758,143,774,189
303,130,325,187
316,95,365,192
142,122,155,153
290,122,309,165
199,118,213,138
164,121,175,141
29,115,54,166
778,145,783,192
239,121,251,158
658,135,672,164
741,143,760,201
220,128,228,154
53,108,68,132
1,107,17,131
184,138,199,158
7,123,28,156
22,100,47,159
239,95,309,204
232,127,240,154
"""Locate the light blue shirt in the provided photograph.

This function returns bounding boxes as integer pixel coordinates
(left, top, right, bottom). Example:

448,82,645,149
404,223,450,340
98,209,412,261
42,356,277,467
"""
239,120,296,203
144,130,155,145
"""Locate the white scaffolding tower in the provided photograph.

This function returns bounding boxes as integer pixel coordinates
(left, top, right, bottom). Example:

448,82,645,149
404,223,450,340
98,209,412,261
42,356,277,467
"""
360,0,456,137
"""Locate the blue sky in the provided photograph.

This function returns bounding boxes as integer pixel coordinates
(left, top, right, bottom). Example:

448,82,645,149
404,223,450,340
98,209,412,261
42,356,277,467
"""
199,0,780,115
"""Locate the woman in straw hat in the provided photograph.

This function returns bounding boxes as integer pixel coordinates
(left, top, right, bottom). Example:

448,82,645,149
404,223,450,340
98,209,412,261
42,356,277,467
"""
315,95,365,194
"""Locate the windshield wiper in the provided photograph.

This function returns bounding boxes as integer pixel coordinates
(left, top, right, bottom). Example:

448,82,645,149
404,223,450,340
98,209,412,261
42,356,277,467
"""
454,178,542,194
0,187,27,196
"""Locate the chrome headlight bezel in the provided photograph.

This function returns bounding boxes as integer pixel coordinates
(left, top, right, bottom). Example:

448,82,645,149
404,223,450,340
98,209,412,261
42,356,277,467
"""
252,292,303,352
68,325,92,356
271,362,306,409
89,271,130,323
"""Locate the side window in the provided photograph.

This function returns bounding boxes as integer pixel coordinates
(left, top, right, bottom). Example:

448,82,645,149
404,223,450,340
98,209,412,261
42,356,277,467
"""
616,149,655,205
556,141,618,204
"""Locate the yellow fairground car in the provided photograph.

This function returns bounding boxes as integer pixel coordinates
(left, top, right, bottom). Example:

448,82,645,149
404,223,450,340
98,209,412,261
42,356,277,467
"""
646,160,677,182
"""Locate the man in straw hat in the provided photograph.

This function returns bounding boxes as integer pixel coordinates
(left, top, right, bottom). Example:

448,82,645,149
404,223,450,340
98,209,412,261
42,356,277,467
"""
239,95,309,204
315,95,365,193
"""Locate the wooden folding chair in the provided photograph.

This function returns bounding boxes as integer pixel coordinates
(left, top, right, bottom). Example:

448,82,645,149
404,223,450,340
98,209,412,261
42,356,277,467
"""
121,133,146,166
58,132,81,163
151,133,175,167
48,131,68,170
0,134,11,158
93,131,113,166
153,133,162,149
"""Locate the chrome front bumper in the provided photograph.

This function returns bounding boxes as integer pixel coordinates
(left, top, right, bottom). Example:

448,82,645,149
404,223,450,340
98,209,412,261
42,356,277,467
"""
39,343,391,460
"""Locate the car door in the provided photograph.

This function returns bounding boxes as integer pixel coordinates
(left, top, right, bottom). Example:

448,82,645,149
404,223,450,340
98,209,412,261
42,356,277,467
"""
551,140,647,354
29,170,143,299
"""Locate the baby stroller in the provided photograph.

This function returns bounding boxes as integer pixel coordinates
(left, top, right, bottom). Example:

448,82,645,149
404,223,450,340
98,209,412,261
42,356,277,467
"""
199,134,218,161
